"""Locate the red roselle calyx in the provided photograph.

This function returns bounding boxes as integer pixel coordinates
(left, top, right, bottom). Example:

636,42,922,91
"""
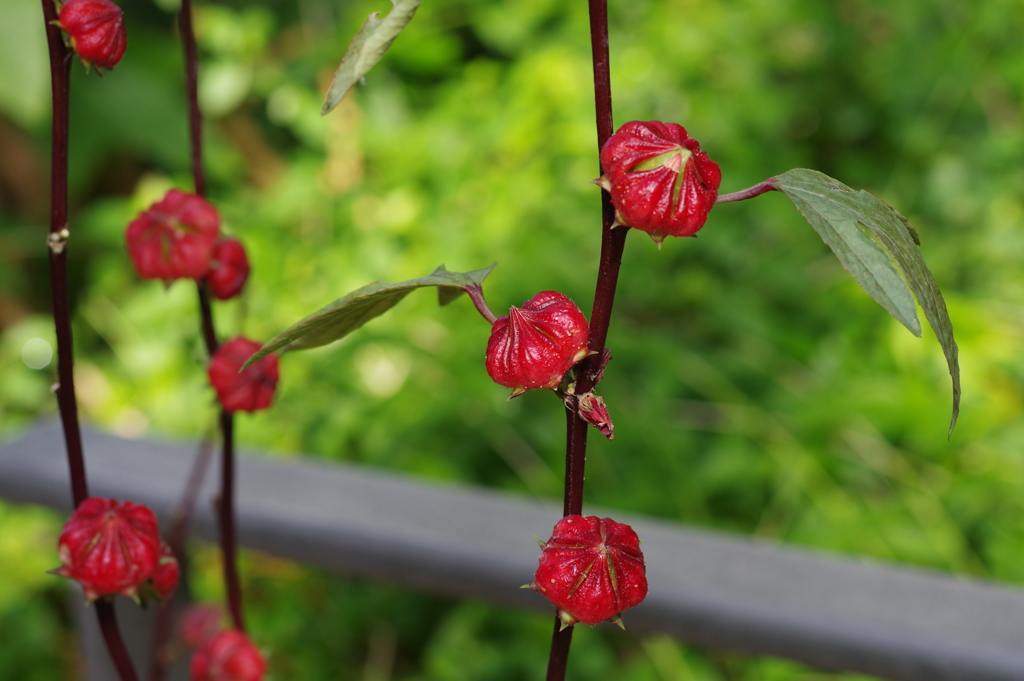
485,291,590,397
180,604,224,649
598,121,722,246
207,237,251,300
208,337,280,413
54,497,163,602
190,629,267,681
126,189,221,282
149,541,180,601
56,0,127,71
529,515,647,628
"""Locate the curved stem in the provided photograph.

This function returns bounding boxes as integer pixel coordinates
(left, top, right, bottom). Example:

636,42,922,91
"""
715,178,777,204
466,285,498,325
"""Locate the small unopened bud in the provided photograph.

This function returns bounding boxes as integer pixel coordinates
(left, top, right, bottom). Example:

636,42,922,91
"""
207,237,251,301
148,542,179,601
207,337,280,413
529,515,647,627
485,291,589,397
598,121,721,246
573,391,614,440
56,0,127,71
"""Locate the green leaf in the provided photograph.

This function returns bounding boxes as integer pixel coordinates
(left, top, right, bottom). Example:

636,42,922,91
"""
321,0,424,115
773,168,960,434
242,263,496,369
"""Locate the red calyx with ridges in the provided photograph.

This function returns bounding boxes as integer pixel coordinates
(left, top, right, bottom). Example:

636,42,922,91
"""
207,237,251,300
598,120,721,245
54,497,163,602
56,0,127,71
529,515,648,627
126,189,221,282
190,630,267,681
208,337,280,413
485,291,590,397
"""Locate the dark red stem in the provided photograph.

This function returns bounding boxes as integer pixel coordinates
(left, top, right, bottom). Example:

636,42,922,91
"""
149,435,216,681
41,2,138,680
179,0,206,198
715,178,778,204
546,0,622,679
218,411,245,632
96,600,139,681
178,0,244,634
467,285,498,325
42,0,87,509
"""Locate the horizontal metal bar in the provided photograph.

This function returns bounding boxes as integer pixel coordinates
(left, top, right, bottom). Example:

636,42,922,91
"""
4,422,1024,681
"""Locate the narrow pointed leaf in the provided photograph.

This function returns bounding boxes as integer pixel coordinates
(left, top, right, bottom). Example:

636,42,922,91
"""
321,0,424,115
242,263,496,369
774,168,960,433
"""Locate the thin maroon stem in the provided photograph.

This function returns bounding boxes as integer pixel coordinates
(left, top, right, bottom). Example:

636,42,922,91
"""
715,178,777,204
41,0,87,508
545,618,574,681
467,285,498,325
546,0,620,679
96,601,140,681
178,0,245,637
196,282,219,356
42,2,138,679
149,434,216,681
217,411,245,632
179,0,206,198
179,0,242,635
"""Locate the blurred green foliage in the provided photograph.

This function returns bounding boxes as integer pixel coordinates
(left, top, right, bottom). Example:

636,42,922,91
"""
1,0,1023,678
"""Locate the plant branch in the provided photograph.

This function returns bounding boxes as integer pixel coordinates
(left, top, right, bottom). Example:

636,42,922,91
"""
217,411,245,632
42,2,138,679
715,178,777,204
42,0,87,509
96,600,141,681
546,1,622,679
149,433,216,681
466,285,498,325
178,0,245,635
179,0,206,198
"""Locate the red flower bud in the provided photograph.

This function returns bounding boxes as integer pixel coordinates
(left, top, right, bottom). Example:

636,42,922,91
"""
190,630,267,681
574,391,614,440
485,291,589,397
149,542,179,601
54,497,162,602
598,121,721,246
530,515,647,628
179,604,224,649
207,237,251,301
126,189,221,282
208,337,279,413
56,0,127,71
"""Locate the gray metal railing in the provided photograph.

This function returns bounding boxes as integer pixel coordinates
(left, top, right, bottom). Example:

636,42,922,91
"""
3,421,1024,681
